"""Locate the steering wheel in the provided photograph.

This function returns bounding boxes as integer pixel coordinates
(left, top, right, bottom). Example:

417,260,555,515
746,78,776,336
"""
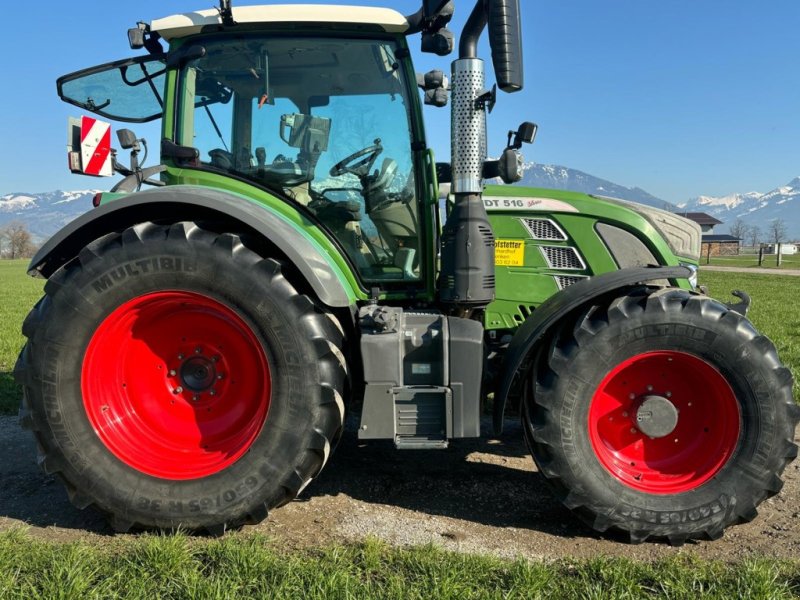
330,140,383,178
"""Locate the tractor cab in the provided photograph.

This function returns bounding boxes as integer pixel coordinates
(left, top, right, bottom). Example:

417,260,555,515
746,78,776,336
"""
59,8,425,282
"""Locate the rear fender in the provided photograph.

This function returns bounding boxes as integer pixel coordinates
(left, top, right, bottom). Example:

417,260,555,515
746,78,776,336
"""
28,185,356,308
493,265,692,435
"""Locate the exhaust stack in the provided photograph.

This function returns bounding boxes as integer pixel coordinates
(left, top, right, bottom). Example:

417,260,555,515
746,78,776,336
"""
438,0,523,309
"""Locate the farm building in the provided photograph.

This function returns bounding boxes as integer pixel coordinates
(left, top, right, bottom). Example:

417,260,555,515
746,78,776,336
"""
678,212,739,256
680,212,723,234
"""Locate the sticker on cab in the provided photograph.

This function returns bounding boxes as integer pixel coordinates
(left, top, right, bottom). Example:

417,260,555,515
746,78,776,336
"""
495,239,525,266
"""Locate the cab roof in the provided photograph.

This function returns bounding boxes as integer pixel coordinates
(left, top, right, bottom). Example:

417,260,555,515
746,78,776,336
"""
150,4,409,40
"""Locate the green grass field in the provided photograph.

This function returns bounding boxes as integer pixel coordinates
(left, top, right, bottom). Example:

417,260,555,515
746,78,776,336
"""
0,260,44,415
1,528,799,599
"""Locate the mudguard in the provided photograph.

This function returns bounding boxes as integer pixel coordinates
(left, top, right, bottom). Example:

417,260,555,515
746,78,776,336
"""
493,265,692,435
28,185,355,308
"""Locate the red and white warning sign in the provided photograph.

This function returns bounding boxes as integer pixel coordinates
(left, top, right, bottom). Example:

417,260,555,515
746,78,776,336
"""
79,116,112,176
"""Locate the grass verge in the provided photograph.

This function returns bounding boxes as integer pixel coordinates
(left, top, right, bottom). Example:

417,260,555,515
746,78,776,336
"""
0,260,43,415
1,528,799,599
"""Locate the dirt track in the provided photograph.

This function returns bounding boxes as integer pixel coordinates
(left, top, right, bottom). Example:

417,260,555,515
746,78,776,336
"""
2,414,800,561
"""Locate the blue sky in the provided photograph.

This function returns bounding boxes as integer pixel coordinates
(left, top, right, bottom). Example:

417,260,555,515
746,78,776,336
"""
0,1,797,204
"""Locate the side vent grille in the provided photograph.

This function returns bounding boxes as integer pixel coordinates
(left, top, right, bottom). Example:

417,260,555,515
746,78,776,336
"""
479,225,495,247
515,304,537,323
520,218,567,241
540,246,585,270
555,275,588,289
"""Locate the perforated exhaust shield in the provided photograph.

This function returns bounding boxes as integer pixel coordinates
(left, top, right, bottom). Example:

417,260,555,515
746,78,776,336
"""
451,58,486,194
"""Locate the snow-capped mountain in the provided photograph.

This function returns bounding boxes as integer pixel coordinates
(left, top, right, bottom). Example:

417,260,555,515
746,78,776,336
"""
677,178,800,238
0,190,100,242
515,163,678,211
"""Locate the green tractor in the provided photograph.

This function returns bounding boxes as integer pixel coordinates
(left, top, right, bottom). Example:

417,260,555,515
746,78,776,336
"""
15,0,797,544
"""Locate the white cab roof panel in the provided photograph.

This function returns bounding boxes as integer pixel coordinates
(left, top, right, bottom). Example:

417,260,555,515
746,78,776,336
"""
151,4,409,39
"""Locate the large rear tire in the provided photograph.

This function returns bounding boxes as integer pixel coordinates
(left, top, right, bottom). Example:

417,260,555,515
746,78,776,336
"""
15,222,347,532
523,287,798,544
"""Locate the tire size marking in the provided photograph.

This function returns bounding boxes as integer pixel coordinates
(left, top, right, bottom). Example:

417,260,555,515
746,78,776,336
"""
186,477,259,513
91,258,197,294
614,494,729,525
613,324,717,348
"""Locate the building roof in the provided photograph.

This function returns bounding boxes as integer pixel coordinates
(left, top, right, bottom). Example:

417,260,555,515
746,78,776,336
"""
678,212,723,226
151,5,409,40
701,234,740,243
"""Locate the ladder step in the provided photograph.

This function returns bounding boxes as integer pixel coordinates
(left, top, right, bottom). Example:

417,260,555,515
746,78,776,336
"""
395,437,449,450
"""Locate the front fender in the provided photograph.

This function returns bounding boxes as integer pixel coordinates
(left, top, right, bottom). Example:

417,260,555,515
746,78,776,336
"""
29,185,356,308
493,265,692,435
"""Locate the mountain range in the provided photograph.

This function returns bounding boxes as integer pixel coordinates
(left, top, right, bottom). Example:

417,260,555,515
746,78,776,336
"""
2,167,798,242
675,178,800,239
516,163,679,211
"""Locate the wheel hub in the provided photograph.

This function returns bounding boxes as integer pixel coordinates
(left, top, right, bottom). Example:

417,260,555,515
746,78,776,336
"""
180,356,217,392
635,395,679,438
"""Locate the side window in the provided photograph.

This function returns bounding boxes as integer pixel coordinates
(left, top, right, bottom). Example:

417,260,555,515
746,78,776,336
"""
178,36,422,283
312,95,419,280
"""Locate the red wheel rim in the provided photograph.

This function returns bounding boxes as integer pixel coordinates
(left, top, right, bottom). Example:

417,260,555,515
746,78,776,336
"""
82,291,270,480
588,351,740,494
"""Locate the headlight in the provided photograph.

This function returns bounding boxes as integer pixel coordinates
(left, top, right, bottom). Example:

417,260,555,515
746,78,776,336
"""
592,195,702,261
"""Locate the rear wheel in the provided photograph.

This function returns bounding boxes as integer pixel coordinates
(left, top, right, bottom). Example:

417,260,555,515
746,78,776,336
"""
15,222,347,532
523,287,798,544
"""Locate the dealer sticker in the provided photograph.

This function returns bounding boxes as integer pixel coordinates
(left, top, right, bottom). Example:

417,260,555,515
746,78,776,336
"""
495,239,525,266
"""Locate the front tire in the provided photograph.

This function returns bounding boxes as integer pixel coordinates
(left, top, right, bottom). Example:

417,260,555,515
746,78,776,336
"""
523,287,798,544
15,222,347,532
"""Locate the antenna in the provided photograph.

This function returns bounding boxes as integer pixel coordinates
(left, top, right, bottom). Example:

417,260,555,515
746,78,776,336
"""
218,0,235,27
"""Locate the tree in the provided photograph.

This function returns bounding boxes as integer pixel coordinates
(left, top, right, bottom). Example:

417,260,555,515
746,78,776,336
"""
768,219,787,245
728,218,749,243
749,224,761,248
0,221,34,259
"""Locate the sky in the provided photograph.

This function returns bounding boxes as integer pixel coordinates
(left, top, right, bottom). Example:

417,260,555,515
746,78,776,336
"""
0,1,797,205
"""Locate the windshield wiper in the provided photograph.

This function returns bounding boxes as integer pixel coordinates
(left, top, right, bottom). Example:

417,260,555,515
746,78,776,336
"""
204,104,229,152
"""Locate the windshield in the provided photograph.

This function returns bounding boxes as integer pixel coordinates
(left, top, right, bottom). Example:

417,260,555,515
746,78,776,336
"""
178,35,421,282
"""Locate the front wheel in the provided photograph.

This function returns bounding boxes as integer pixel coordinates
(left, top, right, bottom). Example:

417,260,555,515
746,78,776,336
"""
15,222,347,532
523,287,798,544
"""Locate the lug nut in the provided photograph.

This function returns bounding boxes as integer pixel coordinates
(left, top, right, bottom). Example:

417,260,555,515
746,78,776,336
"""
177,354,184,360
174,386,183,394
212,355,220,363
665,391,672,398
209,390,216,396
192,395,200,402
217,374,224,380
629,393,636,400
647,385,654,392
169,370,177,377
195,346,202,354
